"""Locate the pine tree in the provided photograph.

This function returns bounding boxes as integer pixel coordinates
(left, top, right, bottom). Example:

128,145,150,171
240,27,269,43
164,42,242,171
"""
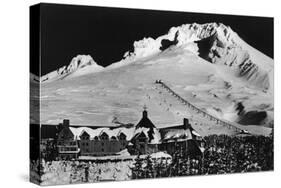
179,157,189,176
84,165,89,182
169,150,181,177
155,158,168,178
131,154,143,179
39,159,45,184
144,155,155,178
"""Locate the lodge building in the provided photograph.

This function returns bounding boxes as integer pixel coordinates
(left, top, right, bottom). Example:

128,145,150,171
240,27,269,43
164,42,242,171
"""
42,109,204,160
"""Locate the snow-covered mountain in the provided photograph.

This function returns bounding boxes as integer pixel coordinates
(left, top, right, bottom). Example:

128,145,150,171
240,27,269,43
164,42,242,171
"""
41,55,104,82
38,23,273,136
121,23,273,92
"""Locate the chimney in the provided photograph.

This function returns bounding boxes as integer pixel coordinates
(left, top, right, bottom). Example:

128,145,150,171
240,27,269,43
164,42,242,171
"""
63,119,70,127
183,118,190,130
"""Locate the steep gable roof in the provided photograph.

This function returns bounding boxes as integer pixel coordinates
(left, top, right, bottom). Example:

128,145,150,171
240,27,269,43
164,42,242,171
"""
80,130,90,138
68,126,135,140
136,110,156,129
58,126,74,139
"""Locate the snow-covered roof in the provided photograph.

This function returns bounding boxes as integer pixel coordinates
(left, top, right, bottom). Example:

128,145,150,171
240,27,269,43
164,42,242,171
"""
67,117,201,143
149,152,172,159
159,123,202,142
191,130,201,137
161,128,193,141
69,127,135,140
134,127,161,144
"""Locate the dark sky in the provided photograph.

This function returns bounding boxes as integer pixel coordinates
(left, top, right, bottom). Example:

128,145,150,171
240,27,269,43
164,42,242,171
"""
35,3,273,76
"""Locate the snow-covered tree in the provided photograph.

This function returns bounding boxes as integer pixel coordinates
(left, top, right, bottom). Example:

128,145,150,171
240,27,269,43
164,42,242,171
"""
144,155,155,178
131,155,144,179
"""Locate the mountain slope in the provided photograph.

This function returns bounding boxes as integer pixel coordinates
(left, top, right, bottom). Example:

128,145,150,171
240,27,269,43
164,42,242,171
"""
121,23,273,92
41,55,104,82
39,23,273,136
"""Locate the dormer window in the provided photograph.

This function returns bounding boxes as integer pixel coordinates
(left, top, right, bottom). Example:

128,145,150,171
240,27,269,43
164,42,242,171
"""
80,131,90,140
100,132,109,140
82,136,89,140
119,132,127,141
137,132,147,143
94,136,99,140
111,136,117,140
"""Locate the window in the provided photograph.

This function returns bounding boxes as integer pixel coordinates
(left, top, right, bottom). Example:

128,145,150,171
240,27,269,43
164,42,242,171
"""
80,131,90,140
100,133,109,140
119,133,127,140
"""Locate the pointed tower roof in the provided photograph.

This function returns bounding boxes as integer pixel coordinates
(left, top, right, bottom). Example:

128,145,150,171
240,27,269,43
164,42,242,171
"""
136,106,156,129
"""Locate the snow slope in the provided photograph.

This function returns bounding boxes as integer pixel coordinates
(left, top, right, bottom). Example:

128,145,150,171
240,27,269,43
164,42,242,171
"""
121,23,273,92
39,23,273,136
41,55,104,82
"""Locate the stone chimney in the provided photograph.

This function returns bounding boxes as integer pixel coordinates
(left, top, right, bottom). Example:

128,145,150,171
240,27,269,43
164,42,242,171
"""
183,118,191,130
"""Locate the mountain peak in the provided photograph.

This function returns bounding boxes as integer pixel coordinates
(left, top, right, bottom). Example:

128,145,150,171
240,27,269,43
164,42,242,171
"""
122,23,238,60
68,55,97,71
41,54,104,83
41,23,273,92
121,22,273,91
